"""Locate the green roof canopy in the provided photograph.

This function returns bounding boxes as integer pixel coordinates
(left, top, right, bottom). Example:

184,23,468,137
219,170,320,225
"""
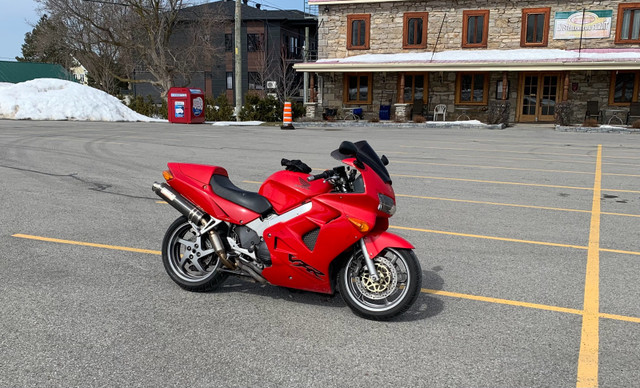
0,61,76,83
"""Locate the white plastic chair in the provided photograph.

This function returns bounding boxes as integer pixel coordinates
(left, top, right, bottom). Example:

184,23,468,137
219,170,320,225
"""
434,104,447,121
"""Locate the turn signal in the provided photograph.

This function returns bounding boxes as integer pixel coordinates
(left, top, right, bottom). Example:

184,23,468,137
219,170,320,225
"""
348,217,371,233
162,170,174,181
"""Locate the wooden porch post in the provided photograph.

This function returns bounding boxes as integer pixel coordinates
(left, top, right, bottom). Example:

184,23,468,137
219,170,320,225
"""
502,72,508,101
398,73,405,104
309,73,315,102
563,72,570,101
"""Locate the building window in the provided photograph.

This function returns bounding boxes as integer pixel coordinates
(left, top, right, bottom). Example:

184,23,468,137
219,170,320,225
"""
401,73,427,102
521,8,550,47
616,3,640,43
403,12,428,49
226,72,233,90
225,33,233,52
285,35,301,59
609,71,639,105
247,33,263,52
343,73,372,104
347,14,370,50
248,72,263,90
462,10,489,48
456,72,489,105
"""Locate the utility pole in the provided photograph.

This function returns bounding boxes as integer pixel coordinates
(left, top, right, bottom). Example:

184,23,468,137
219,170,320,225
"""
303,26,309,103
234,0,242,121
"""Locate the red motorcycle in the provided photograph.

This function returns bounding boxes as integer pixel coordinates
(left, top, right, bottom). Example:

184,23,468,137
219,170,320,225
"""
152,140,422,320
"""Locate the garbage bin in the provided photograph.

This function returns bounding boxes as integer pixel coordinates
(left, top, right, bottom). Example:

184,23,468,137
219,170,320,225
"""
379,105,391,121
167,87,205,124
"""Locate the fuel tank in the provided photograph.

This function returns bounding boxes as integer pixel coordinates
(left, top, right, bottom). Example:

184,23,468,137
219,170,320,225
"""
259,170,332,214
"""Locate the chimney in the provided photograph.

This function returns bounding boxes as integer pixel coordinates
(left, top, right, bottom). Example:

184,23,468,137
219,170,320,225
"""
256,3,261,9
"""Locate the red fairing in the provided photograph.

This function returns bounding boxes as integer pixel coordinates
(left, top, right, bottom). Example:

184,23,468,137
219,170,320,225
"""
363,231,414,258
259,170,332,214
260,165,393,294
166,163,261,224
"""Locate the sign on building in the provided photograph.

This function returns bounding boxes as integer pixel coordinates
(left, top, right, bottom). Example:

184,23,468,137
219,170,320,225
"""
553,10,612,39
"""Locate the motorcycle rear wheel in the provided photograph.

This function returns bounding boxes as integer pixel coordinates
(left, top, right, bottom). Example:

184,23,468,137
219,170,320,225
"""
338,248,422,320
162,216,228,292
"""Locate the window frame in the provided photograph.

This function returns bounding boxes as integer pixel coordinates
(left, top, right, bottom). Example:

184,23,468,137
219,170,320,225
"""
455,72,489,105
399,72,429,103
224,33,233,52
343,73,373,105
462,10,490,48
403,12,428,49
615,3,640,44
247,33,263,52
226,72,233,90
609,71,640,106
347,14,371,50
521,7,550,47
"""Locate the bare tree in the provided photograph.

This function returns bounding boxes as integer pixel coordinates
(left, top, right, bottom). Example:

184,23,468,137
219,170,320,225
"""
36,0,223,97
256,42,304,103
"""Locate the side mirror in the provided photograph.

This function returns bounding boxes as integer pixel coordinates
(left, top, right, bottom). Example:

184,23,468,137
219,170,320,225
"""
339,141,358,157
381,155,389,166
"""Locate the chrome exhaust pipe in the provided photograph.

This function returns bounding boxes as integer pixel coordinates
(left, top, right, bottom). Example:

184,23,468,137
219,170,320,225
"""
153,182,235,269
152,182,205,225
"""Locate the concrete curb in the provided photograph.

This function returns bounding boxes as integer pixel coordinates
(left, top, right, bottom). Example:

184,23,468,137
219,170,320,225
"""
293,121,506,130
555,125,640,134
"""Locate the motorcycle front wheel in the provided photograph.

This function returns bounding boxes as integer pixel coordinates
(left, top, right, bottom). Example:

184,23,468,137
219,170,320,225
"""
338,247,422,320
162,216,228,292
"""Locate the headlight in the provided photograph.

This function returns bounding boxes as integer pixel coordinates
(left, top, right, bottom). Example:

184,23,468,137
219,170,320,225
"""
378,194,396,216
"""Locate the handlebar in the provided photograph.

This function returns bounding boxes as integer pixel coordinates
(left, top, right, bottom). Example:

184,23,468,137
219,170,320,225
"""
307,170,332,182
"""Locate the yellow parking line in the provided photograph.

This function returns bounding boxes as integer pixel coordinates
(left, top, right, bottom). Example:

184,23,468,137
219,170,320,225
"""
423,289,583,316
12,234,161,255
11,233,640,325
393,160,640,178
391,173,640,194
400,145,640,162
393,160,595,175
576,145,602,387
390,225,640,257
599,313,640,324
396,194,640,218
399,145,595,158
390,225,588,250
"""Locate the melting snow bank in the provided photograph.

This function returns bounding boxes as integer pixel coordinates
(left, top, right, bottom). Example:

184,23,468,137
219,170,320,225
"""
0,79,160,121
211,121,264,126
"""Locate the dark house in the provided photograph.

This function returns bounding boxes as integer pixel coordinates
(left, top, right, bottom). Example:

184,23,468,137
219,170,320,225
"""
133,0,318,103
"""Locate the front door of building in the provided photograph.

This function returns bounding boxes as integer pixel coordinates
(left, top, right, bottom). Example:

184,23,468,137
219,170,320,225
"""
518,73,562,122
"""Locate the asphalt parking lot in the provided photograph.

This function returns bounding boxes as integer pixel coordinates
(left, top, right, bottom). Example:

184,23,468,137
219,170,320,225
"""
1,120,638,387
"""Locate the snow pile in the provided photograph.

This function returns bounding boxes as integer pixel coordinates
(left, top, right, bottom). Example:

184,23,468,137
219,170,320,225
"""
211,121,264,126
0,78,159,121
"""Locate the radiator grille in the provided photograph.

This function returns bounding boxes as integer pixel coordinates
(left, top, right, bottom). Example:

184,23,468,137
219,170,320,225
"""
302,228,320,251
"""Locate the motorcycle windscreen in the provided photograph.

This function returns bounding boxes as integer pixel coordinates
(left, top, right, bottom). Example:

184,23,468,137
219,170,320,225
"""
331,140,391,184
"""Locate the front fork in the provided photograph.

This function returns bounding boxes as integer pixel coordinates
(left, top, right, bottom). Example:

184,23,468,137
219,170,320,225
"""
359,239,380,282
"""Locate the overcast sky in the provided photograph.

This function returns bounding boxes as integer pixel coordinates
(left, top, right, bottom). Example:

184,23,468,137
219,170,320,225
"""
0,0,308,62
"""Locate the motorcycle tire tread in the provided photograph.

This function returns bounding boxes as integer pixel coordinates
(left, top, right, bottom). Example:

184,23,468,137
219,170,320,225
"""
337,248,422,321
162,216,228,292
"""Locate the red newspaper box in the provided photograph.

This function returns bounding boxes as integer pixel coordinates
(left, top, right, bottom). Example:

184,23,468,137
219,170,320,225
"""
167,87,206,124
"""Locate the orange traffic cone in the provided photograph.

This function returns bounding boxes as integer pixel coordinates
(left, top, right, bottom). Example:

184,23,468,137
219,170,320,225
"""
281,101,295,130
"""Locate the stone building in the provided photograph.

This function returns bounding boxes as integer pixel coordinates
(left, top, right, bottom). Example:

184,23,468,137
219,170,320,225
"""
296,0,640,124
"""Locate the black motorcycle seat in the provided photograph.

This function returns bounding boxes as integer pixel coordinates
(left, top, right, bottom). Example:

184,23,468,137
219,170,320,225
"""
210,174,273,216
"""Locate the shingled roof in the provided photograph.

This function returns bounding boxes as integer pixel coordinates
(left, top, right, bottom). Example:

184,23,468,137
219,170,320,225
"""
178,0,311,22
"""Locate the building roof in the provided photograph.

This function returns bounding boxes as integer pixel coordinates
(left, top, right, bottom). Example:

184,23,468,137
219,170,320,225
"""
0,61,76,83
180,1,314,22
295,48,640,72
